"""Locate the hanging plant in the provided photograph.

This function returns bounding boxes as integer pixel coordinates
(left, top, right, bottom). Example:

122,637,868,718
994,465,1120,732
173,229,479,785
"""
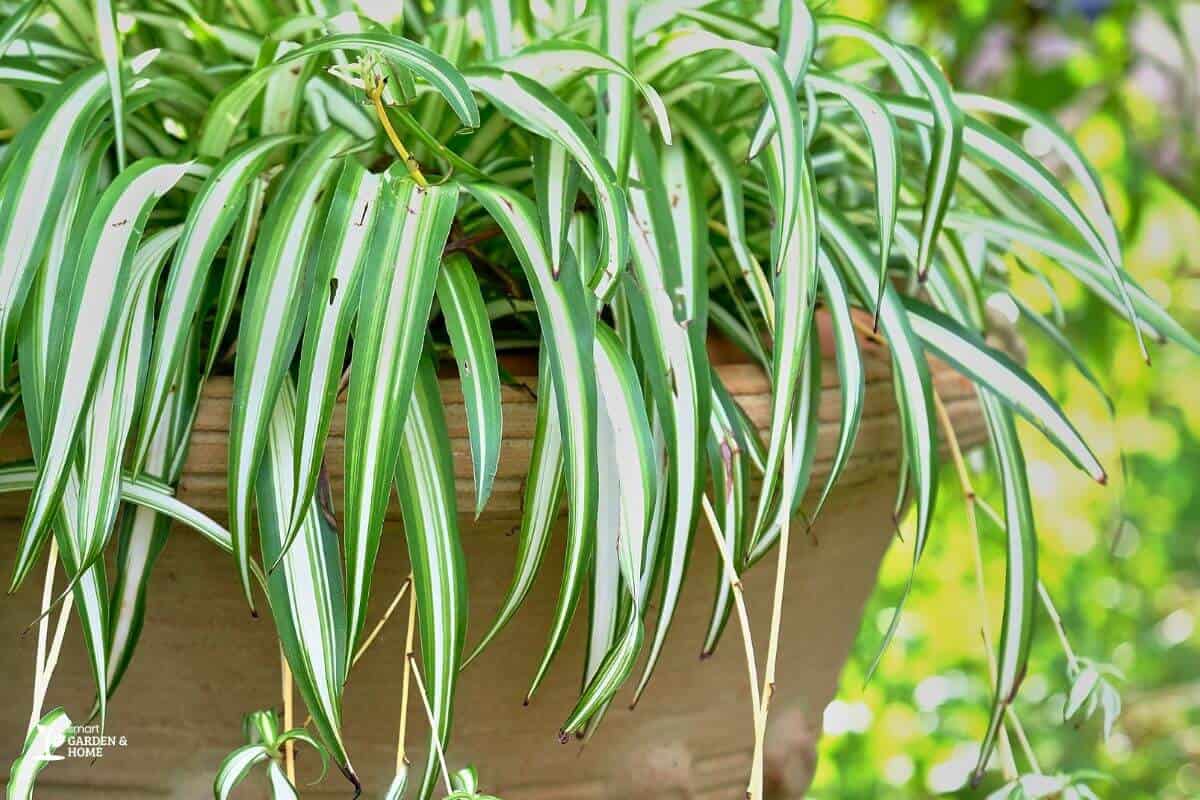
1,0,1192,797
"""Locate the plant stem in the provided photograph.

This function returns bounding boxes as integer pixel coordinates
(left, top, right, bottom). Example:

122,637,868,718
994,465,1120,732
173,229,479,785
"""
367,75,428,187
301,578,412,731
1037,581,1078,672
29,541,57,734
748,427,795,799
700,494,761,718
408,653,453,795
392,106,488,181
397,573,418,774
352,577,412,667
281,648,295,783
932,389,1034,779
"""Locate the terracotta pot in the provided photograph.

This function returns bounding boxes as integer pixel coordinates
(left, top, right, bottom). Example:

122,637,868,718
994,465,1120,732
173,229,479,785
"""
0,313,985,798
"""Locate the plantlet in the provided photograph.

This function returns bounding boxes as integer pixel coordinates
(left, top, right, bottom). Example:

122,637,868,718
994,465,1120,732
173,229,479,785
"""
1,0,1193,797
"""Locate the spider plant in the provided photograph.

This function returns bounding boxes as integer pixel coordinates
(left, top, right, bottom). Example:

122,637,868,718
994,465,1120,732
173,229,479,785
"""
1,0,1194,797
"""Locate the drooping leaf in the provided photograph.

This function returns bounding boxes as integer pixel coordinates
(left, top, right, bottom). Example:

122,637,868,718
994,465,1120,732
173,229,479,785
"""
905,298,1106,483
972,394,1038,784
13,158,192,592
464,180,597,700
227,130,350,612
284,160,381,552
437,252,503,517
134,134,300,472
199,31,479,158
343,171,457,654
811,250,864,518
256,379,356,791
463,348,563,667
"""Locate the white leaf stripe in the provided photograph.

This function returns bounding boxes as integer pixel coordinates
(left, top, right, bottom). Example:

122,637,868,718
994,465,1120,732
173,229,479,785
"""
749,134,817,541
747,0,814,159
621,129,709,702
214,744,273,800
898,45,964,280
560,322,655,733
880,94,1145,354
811,251,865,519
95,0,125,170
8,707,72,799
0,65,114,390
73,226,179,581
467,69,629,300
807,72,899,313
972,394,1037,783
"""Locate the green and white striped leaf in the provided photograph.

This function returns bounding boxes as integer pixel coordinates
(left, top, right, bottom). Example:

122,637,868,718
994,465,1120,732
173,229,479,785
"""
437,252,503,517
673,106,774,330
493,39,671,146
73,226,179,580
811,250,864,519
807,72,899,315
746,324,821,565
560,322,655,734
106,345,202,699
214,744,274,800
821,208,938,677
344,171,457,652
393,352,468,800
0,55,156,391
972,394,1038,784
933,210,1195,354
7,707,71,800
134,134,299,472
0,463,235,560
531,139,580,279
905,298,1106,482
898,45,964,279
284,160,381,551
95,0,125,170
0,0,45,60
199,31,479,158
227,130,350,612
463,348,563,667
749,133,818,541
466,69,629,300
746,0,814,159
700,370,750,656
623,128,710,704
956,93,1121,270
256,379,356,791
882,96,1145,355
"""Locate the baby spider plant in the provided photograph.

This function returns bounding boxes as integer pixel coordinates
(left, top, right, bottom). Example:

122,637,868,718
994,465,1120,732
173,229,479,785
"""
1,0,1193,796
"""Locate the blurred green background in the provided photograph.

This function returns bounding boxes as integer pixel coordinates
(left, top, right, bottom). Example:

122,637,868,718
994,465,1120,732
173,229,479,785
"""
809,1,1200,797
